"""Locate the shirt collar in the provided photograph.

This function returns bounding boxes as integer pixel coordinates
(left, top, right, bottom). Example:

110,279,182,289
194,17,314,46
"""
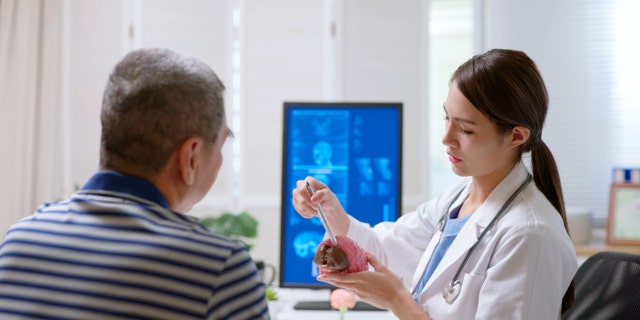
80,171,170,209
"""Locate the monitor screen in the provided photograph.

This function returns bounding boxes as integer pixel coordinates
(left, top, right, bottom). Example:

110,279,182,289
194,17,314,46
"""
279,102,402,288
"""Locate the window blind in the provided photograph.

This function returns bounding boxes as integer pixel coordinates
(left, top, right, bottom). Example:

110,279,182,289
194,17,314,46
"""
483,0,640,223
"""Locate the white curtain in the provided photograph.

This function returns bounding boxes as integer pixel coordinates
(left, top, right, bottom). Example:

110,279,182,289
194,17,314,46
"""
0,0,63,236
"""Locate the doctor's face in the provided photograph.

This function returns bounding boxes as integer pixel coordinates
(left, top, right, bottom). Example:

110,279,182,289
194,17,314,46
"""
441,81,516,180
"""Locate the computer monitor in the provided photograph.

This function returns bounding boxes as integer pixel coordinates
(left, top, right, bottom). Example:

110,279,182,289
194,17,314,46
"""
279,102,402,290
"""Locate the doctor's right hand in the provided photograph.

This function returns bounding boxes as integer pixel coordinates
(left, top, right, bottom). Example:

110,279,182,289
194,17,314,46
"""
291,176,350,236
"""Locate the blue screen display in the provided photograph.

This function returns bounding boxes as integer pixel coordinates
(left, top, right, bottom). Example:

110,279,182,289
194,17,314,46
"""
280,102,402,288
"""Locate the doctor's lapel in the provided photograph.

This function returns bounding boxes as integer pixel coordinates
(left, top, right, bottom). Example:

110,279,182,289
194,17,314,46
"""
410,185,471,293
422,205,492,291
410,228,442,292
420,164,531,295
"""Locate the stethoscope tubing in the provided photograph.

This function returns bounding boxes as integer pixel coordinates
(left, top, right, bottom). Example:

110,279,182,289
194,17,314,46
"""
449,174,532,283
413,174,532,302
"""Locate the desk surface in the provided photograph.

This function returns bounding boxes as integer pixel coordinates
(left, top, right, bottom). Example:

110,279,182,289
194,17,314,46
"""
574,227,640,256
270,288,395,320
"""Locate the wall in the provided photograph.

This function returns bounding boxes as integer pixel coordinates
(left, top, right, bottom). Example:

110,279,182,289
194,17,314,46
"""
4,0,639,283
56,0,430,271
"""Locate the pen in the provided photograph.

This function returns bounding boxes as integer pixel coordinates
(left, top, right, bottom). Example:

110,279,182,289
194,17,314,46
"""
305,180,338,246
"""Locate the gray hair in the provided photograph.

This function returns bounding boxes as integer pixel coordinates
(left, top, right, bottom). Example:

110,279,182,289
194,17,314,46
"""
100,48,226,177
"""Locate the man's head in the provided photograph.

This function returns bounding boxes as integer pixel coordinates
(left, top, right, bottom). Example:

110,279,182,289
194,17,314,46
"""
100,48,230,211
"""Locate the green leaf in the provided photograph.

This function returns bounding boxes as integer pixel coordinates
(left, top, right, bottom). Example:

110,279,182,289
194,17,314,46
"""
200,211,258,250
233,211,258,238
265,287,279,301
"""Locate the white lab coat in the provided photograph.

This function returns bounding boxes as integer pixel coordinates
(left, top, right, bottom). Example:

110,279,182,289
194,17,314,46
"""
346,162,577,319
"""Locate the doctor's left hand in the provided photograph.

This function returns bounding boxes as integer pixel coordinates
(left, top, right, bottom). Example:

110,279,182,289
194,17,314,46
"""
317,252,432,320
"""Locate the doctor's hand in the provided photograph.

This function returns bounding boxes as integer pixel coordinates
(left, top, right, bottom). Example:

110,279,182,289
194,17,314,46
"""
317,252,432,320
291,176,350,236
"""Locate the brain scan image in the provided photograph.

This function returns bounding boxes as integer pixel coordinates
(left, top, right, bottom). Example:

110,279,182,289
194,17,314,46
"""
312,141,333,167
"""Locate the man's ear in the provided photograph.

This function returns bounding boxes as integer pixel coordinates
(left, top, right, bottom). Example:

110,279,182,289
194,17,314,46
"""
176,136,204,186
509,125,531,148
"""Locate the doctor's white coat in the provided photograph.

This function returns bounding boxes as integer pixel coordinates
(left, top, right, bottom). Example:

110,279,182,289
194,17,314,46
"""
346,163,577,319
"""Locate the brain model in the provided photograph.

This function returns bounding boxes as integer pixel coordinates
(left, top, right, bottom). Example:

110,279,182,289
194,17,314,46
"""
314,235,368,274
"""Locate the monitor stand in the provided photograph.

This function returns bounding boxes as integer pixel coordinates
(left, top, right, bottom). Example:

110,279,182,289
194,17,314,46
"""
293,300,384,311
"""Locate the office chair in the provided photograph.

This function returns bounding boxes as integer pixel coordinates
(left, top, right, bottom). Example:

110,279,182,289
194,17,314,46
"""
562,251,640,320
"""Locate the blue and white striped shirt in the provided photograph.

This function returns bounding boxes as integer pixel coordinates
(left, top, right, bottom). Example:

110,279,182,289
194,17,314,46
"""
0,171,269,320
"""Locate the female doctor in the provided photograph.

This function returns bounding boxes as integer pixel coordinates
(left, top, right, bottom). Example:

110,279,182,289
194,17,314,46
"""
291,49,577,319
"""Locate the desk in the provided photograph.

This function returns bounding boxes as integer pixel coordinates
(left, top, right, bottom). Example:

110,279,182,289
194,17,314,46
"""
574,227,640,256
574,227,640,264
270,288,395,320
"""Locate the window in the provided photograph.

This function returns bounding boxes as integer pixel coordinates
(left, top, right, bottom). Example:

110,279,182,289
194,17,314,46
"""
484,0,640,224
428,0,473,198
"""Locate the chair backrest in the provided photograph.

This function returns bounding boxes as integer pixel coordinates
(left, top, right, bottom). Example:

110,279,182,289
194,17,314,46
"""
562,251,640,320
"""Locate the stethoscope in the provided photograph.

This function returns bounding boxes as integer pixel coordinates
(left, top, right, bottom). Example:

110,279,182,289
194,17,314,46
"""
415,174,532,304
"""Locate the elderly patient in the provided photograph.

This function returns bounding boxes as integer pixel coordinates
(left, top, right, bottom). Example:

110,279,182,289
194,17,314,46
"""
0,48,270,320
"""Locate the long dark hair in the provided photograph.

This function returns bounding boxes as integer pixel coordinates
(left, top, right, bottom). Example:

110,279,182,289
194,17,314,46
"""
452,48,574,312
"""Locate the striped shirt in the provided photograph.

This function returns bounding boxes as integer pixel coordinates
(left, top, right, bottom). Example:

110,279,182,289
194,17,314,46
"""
0,171,269,320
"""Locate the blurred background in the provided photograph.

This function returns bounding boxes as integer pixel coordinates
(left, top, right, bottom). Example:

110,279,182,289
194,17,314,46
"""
1,0,639,271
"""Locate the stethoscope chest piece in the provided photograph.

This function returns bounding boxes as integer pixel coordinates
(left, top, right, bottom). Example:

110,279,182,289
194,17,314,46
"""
443,280,461,304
